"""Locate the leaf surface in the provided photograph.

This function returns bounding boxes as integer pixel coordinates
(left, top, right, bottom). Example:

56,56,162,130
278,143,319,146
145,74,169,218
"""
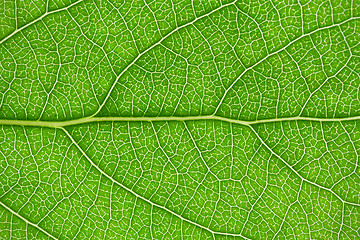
1,0,360,239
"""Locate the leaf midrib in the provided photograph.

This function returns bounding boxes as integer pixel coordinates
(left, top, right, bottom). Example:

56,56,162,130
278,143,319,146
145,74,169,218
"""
0,115,359,128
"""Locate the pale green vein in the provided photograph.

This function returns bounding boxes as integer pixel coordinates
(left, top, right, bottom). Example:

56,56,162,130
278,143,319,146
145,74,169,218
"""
0,115,359,128
0,201,58,240
91,0,237,117
92,13,358,119
214,15,360,114
0,0,83,45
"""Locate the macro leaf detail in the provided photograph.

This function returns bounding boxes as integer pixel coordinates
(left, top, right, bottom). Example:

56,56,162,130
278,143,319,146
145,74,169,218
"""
0,0,360,239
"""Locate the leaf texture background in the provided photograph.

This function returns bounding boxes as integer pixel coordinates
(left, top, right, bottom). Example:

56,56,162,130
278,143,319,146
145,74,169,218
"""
0,0,360,239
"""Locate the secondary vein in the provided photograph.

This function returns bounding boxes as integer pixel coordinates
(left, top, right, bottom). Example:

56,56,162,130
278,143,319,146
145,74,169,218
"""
0,0,83,45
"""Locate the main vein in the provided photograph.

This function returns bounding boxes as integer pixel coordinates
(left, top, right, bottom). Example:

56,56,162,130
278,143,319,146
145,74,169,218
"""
0,115,360,128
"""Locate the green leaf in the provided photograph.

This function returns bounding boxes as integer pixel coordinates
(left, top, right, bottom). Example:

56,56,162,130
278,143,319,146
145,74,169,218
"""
1,0,360,239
